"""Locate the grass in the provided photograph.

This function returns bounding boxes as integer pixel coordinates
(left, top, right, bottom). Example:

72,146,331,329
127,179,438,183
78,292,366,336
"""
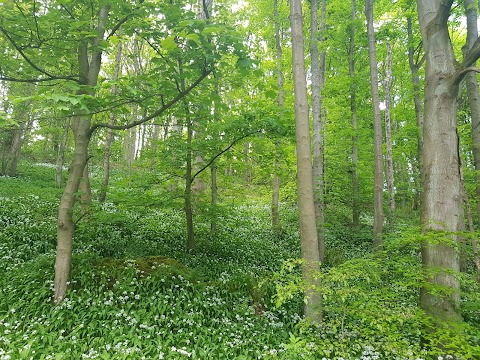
0,162,479,359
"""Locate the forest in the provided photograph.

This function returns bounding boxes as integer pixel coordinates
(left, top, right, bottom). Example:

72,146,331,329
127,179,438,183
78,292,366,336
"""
0,0,480,358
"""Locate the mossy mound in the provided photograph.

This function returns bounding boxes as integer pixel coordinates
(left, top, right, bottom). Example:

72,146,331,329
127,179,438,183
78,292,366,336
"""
94,255,195,283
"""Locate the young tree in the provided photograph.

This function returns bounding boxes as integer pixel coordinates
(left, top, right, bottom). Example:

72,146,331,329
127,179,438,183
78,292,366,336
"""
310,0,326,261
289,0,322,324
384,42,395,218
272,0,284,231
365,0,384,248
350,0,360,230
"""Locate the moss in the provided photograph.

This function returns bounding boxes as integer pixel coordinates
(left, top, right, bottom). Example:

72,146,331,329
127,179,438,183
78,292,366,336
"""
94,255,194,280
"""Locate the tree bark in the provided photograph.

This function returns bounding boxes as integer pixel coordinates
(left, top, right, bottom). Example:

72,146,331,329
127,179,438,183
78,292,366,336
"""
310,0,326,262
350,0,360,230
384,42,395,220
79,162,92,215
272,0,283,231
186,117,194,251
289,0,322,325
7,118,30,177
365,0,384,248
55,118,70,188
416,0,467,329
407,17,424,210
463,0,480,226
210,163,217,236
54,5,110,304
55,115,91,304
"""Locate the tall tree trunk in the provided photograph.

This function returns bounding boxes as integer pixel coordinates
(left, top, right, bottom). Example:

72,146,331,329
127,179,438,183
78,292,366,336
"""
272,0,283,231
55,118,70,188
416,0,468,330
210,163,217,236
99,39,123,204
365,0,384,248
310,0,326,262
54,5,110,304
186,117,194,251
463,0,480,225
7,118,30,177
79,162,92,215
350,0,360,230
407,17,424,210
289,0,322,325
243,142,250,187
384,42,395,220
55,115,91,304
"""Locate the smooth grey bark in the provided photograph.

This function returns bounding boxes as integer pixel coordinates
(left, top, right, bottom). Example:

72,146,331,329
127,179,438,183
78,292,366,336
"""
384,42,395,218
6,118,30,176
210,163,217,236
99,40,123,204
310,0,326,262
54,5,110,304
350,0,360,229
272,0,283,231
289,0,322,325
407,17,425,209
186,115,194,250
463,0,480,225
55,118,70,188
79,162,92,215
414,0,480,330
365,0,384,248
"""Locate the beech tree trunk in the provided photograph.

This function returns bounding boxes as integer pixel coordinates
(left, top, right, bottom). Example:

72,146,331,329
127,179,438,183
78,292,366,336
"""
54,5,110,304
55,118,70,188
415,0,477,331
384,42,395,219
186,117,194,251
272,0,283,231
407,17,425,210
463,0,480,225
7,118,30,177
210,163,217,236
310,0,326,262
289,0,322,325
365,0,384,248
350,0,360,230
55,115,91,304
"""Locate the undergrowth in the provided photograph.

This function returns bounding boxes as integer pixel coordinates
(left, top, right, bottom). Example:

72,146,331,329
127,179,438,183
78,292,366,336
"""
0,163,479,359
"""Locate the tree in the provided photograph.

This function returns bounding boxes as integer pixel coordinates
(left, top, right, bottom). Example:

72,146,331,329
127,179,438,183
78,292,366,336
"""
272,0,284,231
463,0,480,225
310,0,326,262
384,42,395,220
289,0,322,324
0,0,246,303
365,0,384,248
415,0,480,336
349,0,360,230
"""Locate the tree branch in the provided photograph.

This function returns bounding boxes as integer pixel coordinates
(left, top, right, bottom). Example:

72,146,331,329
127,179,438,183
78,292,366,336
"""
0,26,79,83
107,14,132,39
0,75,67,83
89,68,212,135
191,130,260,182
436,0,455,25
453,66,480,84
462,35,480,69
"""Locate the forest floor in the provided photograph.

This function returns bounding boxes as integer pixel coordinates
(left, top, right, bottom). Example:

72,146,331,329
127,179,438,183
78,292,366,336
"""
0,162,479,359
